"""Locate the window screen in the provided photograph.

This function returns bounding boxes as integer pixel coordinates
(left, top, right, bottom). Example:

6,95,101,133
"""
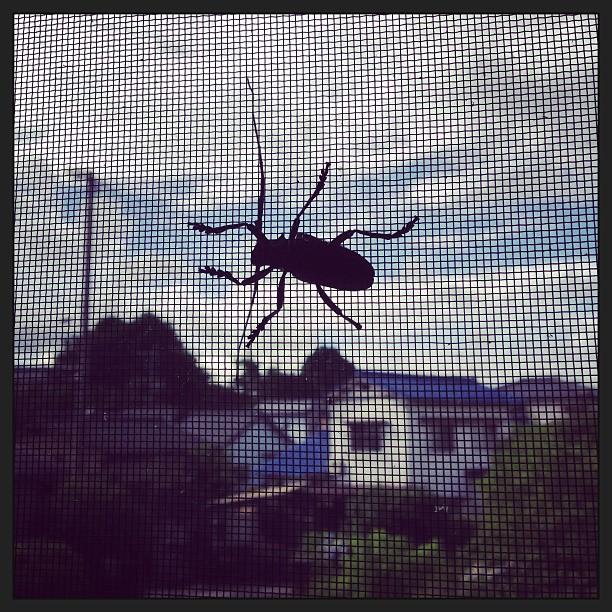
14,14,598,599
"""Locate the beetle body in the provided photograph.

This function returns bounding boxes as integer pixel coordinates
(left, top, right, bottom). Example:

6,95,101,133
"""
190,79,418,348
251,233,375,291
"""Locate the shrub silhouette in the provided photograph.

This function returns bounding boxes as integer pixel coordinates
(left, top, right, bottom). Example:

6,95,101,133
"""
55,313,213,413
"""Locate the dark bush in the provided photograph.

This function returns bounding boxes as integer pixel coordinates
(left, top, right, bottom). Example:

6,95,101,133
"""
467,420,598,597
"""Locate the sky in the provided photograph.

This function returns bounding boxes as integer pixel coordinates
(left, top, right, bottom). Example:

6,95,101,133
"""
14,14,598,387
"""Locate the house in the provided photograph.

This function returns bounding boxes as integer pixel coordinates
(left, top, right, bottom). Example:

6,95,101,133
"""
197,363,527,511
326,371,527,515
199,367,527,567
14,365,77,437
181,397,328,489
180,351,529,564
186,348,347,490
182,354,345,557
495,376,597,425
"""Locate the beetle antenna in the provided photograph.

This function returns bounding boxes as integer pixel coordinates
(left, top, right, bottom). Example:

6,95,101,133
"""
246,78,265,233
239,78,266,356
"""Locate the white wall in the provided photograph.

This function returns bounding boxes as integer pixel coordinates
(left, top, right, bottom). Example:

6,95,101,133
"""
328,381,515,512
328,390,417,487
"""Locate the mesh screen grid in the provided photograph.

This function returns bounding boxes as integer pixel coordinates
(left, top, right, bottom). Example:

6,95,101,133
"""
14,14,597,598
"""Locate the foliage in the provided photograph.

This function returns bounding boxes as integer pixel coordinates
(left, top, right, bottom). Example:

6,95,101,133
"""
55,313,211,412
467,420,598,597
188,442,248,498
301,346,356,392
304,530,458,598
299,487,474,597
33,442,243,596
237,345,356,398
13,540,94,598
343,486,474,554
300,418,598,598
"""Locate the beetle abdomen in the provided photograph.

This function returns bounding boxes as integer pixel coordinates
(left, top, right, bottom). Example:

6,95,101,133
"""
286,234,375,291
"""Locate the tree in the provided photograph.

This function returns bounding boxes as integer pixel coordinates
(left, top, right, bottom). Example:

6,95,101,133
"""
467,419,598,597
235,346,356,399
55,313,212,413
301,346,355,393
41,437,244,597
300,486,475,597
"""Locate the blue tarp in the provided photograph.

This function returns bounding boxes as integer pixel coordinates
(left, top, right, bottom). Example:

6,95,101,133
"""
255,429,330,480
356,370,525,408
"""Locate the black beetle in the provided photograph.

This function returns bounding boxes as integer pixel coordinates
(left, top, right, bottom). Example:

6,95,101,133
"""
190,80,418,349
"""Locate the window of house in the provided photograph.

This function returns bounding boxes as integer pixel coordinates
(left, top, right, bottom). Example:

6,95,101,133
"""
424,419,456,454
348,420,387,452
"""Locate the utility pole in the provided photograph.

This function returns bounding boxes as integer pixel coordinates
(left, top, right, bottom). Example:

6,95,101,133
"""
81,172,96,337
73,171,96,418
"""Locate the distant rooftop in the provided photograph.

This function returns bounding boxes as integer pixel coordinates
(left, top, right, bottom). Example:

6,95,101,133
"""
356,371,525,409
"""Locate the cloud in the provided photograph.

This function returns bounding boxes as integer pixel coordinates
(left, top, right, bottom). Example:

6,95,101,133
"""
14,15,597,390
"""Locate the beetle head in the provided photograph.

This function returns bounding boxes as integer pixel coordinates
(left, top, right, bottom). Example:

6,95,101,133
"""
251,234,288,268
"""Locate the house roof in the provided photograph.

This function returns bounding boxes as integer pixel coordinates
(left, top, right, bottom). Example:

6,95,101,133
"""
181,401,323,448
79,417,201,456
181,409,258,446
495,376,598,409
254,429,330,480
356,371,525,409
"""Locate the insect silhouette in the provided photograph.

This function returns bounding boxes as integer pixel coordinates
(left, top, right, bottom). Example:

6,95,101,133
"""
189,79,419,349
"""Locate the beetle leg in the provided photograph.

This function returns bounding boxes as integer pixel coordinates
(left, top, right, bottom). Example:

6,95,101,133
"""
240,266,275,285
199,266,241,283
189,222,266,241
190,221,249,234
330,216,419,245
289,162,332,239
316,285,362,330
200,265,274,285
245,272,288,347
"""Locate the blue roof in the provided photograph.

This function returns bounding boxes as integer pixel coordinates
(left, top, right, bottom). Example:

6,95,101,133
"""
255,429,330,480
356,371,525,408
